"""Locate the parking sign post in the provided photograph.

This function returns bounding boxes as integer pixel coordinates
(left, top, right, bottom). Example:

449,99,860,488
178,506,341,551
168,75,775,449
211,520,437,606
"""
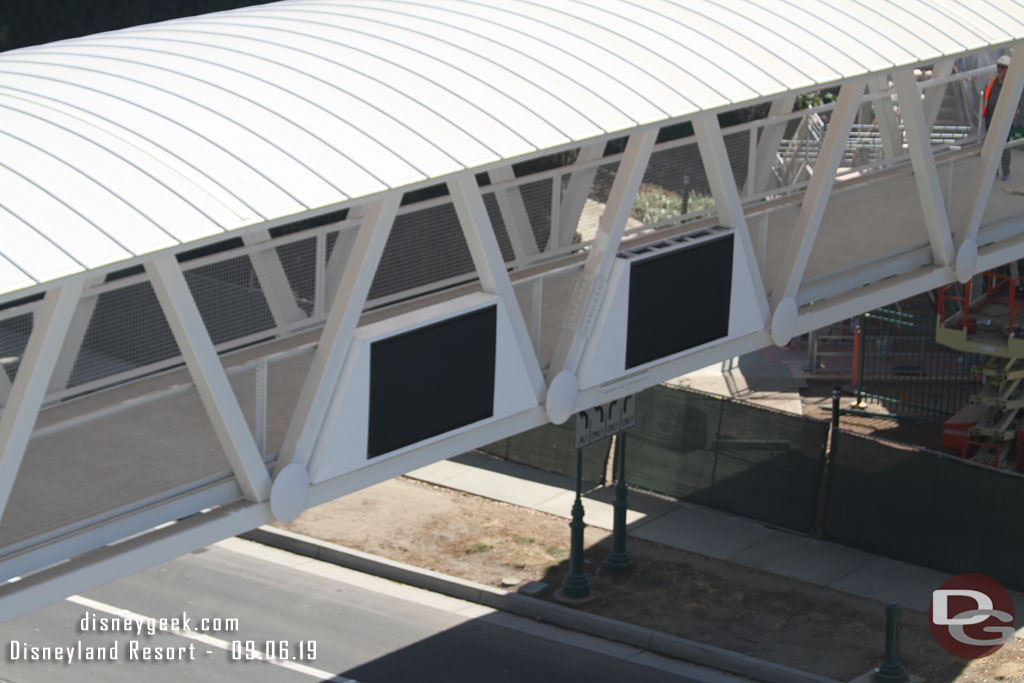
557,395,636,601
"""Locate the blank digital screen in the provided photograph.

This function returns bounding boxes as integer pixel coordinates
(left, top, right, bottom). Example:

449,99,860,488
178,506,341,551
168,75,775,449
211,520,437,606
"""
368,305,496,458
625,234,733,369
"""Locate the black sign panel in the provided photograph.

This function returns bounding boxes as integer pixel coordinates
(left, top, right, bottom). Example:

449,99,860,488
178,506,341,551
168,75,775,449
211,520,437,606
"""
625,234,733,369
368,305,497,458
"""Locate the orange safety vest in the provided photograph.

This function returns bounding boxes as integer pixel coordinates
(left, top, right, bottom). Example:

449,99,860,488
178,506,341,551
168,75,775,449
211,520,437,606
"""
984,76,997,119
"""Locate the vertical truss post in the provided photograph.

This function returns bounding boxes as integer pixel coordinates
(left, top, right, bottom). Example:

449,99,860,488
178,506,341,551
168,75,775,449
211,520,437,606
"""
923,60,954,132
771,79,865,310
694,113,771,323
549,130,657,382
0,362,11,410
749,93,796,196
325,206,364,312
960,46,1024,251
0,280,83,519
554,142,607,250
146,254,271,502
47,275,104,394
276,194,400,473
870,74,902,161
893,68,956,266
490,164,539,261
242,228,307,328
449,174,546,399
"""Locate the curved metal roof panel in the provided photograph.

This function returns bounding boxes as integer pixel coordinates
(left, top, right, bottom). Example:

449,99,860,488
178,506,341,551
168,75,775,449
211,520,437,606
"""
1,0,1022,298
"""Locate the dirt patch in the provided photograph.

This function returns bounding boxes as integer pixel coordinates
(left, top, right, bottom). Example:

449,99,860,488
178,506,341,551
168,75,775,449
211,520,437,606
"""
279,476,1024,682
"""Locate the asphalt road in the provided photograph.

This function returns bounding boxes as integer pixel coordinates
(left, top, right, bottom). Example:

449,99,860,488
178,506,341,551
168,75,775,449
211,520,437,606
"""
0,538,741,683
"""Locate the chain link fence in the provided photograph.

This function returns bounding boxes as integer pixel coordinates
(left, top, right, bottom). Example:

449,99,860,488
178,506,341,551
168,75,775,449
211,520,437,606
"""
824,430,1024,590
625,386,828,534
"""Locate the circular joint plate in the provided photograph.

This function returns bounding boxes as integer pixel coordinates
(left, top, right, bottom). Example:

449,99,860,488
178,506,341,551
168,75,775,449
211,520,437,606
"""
270,463,310,523
956,239,978,284
771,297,798,348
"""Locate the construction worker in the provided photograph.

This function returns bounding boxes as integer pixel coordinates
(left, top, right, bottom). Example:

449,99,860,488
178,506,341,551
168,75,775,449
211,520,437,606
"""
983,55,1019,180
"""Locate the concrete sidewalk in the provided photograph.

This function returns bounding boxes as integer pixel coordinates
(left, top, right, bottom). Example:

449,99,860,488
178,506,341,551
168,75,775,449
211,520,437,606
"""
408,451,1024,620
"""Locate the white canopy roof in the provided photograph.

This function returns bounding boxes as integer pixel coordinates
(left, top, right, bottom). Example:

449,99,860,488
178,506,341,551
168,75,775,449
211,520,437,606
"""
1,0,1022,299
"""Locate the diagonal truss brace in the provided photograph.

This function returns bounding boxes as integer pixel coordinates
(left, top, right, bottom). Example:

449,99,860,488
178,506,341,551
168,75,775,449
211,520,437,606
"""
275,195,400,473
770,78,866,309
549,129,658,379
749,94,796,196
693,113,771,323
0,280,83,520
449,174,546,399
893,68,956,267
146,255,272,502
555,142,607,250
489,165,540,261
960,46,1024,250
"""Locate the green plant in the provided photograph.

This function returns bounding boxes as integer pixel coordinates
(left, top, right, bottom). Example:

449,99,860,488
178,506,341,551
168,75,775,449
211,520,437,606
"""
632,184,684,224
685,190,715,215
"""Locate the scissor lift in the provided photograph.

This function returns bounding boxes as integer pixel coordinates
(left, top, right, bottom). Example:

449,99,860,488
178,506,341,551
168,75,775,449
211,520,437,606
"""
936,268,1024,470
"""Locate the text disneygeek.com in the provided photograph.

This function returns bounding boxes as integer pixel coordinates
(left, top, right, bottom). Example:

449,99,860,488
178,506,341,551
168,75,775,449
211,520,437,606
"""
6,610,317,665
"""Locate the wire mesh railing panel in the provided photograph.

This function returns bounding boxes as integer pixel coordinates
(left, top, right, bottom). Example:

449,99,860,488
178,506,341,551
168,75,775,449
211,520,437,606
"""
635,143,712,227
68,280,179,388
228,365,259,452
536,268,583,371
518,177,553,253
723,128,753,194
0,384,238,556
482,191,516,262
265,348,315,457
0,313,32,387
184,256,276,346
370,201,475,301
275,236,318,317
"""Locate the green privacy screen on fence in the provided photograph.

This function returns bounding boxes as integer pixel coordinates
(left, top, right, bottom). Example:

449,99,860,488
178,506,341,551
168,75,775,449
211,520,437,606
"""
480,421,611,485
624,385,829,534
824,431,1024,590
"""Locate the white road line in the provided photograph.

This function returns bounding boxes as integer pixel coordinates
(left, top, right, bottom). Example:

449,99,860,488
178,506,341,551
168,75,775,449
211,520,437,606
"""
66,594,356,683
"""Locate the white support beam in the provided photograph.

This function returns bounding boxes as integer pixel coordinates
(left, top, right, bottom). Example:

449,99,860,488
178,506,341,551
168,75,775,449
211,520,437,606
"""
549,129,658,379
961,46,1024,249
276,194,400,473
770,79,865,309
47,276,104,394
793,265,953,337
0,281,83,520
0,363,10,410
449,174,546,399
146,255,271,502
893,68,956,266
489,165,539,261
555,142,606,250
242,228,307,327
750,93,797,196
870,74,902,161
693,113,771,323
923,59,955,131
325,205,365,312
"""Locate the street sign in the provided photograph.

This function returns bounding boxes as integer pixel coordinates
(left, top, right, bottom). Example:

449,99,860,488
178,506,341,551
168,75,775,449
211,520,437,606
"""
574,395,636,448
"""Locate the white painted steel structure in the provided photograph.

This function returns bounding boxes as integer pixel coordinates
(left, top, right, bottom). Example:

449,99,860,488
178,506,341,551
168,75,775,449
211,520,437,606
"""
1,0,1024,619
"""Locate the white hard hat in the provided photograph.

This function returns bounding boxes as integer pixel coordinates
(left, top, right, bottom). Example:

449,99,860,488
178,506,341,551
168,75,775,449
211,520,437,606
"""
998,55,1012,67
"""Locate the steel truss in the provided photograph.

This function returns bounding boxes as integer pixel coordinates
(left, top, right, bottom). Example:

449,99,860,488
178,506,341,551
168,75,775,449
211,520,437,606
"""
1,52,1024,619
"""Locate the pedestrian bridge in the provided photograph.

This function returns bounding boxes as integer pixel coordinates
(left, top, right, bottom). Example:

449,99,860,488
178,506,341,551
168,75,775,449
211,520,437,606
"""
2,0,1024,619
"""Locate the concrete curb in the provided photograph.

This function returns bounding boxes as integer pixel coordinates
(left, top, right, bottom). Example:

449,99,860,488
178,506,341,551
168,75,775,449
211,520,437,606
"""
240,526,839,683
